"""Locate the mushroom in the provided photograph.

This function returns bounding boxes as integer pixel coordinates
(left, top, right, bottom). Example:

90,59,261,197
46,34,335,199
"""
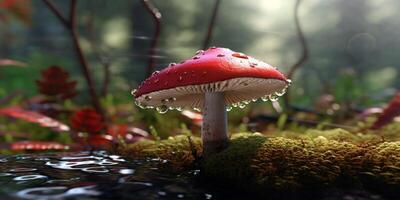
132,47,290,156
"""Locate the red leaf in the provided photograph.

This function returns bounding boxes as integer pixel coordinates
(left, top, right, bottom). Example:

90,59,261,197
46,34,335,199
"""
87,134,113,147
107,124,149,143
36,66,77,99
10,141,69,151
0,106,70,132
0,59,27,67
371,92,400,129
70,108,105,134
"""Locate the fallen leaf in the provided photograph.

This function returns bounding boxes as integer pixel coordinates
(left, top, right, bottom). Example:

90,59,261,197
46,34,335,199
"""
0,106,70,132
9,141,69,151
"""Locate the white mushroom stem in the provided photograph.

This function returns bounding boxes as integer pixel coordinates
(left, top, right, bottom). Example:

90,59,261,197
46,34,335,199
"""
202,92,229,156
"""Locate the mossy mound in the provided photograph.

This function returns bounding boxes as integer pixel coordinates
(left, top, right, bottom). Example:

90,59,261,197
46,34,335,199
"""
120,128,400,196
119,135,202,169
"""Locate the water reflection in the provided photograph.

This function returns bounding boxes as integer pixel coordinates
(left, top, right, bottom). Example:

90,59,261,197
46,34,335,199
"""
16,185,100,200
0,151,212,200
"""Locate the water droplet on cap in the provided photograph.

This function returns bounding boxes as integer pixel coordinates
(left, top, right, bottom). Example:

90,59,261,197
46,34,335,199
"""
275,88,287,96
261,96,269,102
131,89,137,96
193,56,200,60
195,50,204,55
156,105,169,114
226,106,232,112
169,97,177,102
178,76,183,81
161,99,169,104
169,63,176,67
151,71,160,76
269,94,279,101
193,107,201,112
145,96,152,101
250,62,257,67
232,52,248,59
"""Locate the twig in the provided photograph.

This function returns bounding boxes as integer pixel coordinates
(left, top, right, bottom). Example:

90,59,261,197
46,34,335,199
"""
202,0,221,49
42,0,103,116
284,0,309,111
141,0,161,77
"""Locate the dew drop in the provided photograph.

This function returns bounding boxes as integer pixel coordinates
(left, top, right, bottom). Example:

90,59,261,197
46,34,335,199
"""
269,94,279,101
261,96,269,102
145,96,152,101
238,102,246,109
151,71,160,76
169,97,177,102
131,89,137,96
169,63,176,67
178,76,183,81
193,107,201,112
226,106,232,112
134,101,141,106
231,103,238,108
217,54,225,57
139,103,147,109
250,62,257,67
252,98,258,102
232,52,248,59
275,88,287,96
210,46,217,49
176,107,182,111
286,79,292,85
193,56,200,60
156,105,169,114
161,99,169,104
196,50,204,55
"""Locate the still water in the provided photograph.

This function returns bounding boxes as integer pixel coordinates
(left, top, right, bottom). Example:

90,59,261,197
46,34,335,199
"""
0,151,211,200
0,151,387,200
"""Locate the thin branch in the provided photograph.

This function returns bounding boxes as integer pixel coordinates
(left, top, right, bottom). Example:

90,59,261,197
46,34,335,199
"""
286,0,308,79
42,0,69,27
202,0,221,49
284,0,309,110
141,0,162,77
42,0,103,116
69,0,77,28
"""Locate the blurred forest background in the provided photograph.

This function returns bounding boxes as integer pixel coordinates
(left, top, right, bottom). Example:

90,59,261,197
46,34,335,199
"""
1,0,399,107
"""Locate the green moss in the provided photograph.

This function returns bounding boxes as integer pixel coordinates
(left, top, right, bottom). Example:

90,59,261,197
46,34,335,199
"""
119,135,202,169
120,128,400,195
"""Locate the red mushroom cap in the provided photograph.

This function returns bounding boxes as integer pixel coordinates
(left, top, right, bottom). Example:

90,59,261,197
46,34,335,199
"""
133,47,290,109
